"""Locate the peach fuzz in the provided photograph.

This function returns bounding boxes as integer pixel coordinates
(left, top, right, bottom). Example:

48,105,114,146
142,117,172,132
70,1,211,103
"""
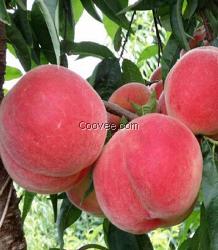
108,83,151,127
93,114,203,234
149,80,164,99
165,46,218,136
67,168,103,217
158,92,167,115
0,65,107,179
150,66,162,82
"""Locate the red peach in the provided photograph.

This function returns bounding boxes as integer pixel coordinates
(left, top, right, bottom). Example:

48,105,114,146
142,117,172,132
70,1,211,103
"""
165,46,218,136
158,92,167,115
189,26,206,49
67,168,104,217
1,143,89,194
108,83,151,127
150,66,162,82
149,80,164,99
0,65,107,194
94,114,202,234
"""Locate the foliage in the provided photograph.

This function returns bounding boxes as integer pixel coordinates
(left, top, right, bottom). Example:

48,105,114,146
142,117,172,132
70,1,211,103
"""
2,0,218,249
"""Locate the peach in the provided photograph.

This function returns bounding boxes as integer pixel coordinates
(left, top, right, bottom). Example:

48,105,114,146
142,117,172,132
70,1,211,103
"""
150,66,162,82
158,92,167,115
165,46,218,136
0,65,107,194
1,144,89,194
94,114,202,234
149,80,164,99
189,26,206,49
108,83,151,127
67,168,103,217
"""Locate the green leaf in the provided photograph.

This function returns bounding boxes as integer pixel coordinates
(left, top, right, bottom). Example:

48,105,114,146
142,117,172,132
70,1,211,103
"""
57,195,81,249
138,45,158,63
36,0,60,65
77,244,108,250
31,3,57,64
170,0,190,50
122,59,144,84
90,58,122,100
118,0,177,13
5,66,22,81
50,194,58,222
59,0,74,43
178,204,210,250
80,0,102,22
14,8,33,46
103,15,119,41
114,27,123,52
15,0,27,10
72,0,84,23
0,0,11,25
161,35,180,80
131,91,157,116
184,0,198,19
93,0,129,29
22,191,36,222
104,220,153,250
6,19,32,71
63,41,115,59
161,18,196,79
201,139,218,250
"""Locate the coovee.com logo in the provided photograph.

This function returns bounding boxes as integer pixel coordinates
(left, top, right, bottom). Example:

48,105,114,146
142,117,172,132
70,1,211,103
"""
79,121,139,131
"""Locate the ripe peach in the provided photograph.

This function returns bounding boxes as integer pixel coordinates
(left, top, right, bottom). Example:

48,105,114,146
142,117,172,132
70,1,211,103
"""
158,92,167,115
1,145,89,194
94,114,202,234
149,80,164,99
150,66,162,82
165,46,218,136
0,65,107,194
67,168,103,217
108,83,151,127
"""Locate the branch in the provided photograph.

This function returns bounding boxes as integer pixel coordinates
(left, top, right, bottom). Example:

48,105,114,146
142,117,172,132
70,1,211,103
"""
152,9,163,65
103,100,138,121
0,184,13,229
119,10,136,60
0,177,11,196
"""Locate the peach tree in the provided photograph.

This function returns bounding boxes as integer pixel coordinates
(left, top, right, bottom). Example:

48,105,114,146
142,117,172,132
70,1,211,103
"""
0,0,218,250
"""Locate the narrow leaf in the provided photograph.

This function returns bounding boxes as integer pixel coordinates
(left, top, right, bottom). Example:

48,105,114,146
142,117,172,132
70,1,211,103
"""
170,0,190,50
5,66,22,81
201,139,218,250
122,59,144,84
138,45,158,63
0,0,11,25
6,19,32,71
80,0,102,22
93,0,129,29
63,41,115,59
36,0,60,65
104,221,153,250
22,191,36,222
57,195,81,249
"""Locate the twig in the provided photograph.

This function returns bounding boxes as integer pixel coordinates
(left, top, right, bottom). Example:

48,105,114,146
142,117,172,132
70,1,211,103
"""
152,9,163,65
0,183,13,229
119,10,136,60
77,244,108,250
103,100,138,121
0,176,11,196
